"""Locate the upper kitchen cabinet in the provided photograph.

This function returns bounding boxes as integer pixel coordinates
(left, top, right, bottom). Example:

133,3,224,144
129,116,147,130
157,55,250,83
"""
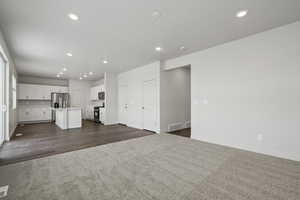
18,83,69,100
90,84,104,101
52,86,69,93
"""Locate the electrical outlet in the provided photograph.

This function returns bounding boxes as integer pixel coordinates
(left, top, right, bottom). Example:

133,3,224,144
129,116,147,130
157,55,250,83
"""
257,134,263,142
0,185,9,198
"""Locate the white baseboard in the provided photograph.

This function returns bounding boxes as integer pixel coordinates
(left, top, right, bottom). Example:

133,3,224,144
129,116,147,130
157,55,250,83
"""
8,124,17,141
18,120,51,124
191,135,300,162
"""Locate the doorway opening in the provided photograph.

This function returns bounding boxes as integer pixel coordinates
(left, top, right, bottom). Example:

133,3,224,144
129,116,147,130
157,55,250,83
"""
160,65,191,137
0,46,9,145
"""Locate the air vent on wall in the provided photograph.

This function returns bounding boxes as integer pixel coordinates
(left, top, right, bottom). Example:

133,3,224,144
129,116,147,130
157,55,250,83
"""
168,122,184,132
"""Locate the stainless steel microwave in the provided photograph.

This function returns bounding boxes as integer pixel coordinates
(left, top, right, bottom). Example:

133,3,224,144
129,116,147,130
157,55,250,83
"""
98,92,105,100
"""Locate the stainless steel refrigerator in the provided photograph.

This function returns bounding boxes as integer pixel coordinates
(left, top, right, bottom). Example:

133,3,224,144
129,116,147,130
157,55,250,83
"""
51,93,70,121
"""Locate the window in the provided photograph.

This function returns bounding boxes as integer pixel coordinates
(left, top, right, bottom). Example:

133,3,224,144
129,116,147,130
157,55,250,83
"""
12,74,16,109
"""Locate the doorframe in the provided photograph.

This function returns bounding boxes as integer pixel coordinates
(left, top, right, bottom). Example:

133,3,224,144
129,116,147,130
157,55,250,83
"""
142,78,157,132
0,45,10,143
118,83,128,126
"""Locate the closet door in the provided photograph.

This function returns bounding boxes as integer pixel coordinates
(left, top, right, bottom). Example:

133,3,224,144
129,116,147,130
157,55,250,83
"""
118,84,128,125
142,79,157,132
18,84,32,100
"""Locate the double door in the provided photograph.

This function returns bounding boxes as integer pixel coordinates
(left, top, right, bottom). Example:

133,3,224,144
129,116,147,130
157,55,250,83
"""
142,79,157,131
118,84,128,125
118,79,157,132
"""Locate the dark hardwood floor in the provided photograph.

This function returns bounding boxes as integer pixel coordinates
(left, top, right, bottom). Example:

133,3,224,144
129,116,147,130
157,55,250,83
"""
168,128,191,138
0,120,154,166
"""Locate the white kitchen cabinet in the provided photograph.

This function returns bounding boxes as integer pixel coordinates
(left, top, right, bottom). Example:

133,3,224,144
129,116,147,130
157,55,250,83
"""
85,106,94,120
90,87,96,101
90,84,104,101
41,107,51,120
53,86,68,93
18,108,30,122
18,83,68,123
18,84,33,100
55,107,82,129
18,107,51,122
99,85,104,92
18,83,68,100
100,108,105,122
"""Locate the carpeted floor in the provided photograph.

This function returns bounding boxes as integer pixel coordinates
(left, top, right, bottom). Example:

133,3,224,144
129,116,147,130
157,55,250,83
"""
0,133,299,200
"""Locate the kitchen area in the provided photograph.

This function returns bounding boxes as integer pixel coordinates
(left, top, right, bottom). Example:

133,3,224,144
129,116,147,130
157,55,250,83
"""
0,73,148,166
17,76,109,130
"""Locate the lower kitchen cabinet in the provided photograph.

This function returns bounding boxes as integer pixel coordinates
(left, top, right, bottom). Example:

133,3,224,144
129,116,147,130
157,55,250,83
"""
18,107,51,122
100,108,105,122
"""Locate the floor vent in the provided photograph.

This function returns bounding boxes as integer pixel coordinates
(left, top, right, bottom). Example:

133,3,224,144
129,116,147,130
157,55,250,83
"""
168,123,184,132
0,185,9,198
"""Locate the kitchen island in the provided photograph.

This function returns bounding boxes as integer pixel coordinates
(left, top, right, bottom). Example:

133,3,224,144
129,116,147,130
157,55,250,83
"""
54,107,82,129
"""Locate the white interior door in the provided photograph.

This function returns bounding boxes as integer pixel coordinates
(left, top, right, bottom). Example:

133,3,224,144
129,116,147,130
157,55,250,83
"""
0,54,6,145
118,84,128,125
143,79,156,132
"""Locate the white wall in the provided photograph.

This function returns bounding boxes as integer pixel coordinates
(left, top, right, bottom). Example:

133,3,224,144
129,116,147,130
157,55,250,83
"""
118,62,160,132
0,29,18,139
104,73,118,125
164,21,300,161
91,78,104,87
160,66,191,132
68,79,92,119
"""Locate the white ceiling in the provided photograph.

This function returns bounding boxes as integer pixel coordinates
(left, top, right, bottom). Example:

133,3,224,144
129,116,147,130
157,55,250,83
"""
0,0,300,80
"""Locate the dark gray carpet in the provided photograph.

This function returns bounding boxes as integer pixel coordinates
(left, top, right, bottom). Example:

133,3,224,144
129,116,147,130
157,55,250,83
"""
0,134,299,200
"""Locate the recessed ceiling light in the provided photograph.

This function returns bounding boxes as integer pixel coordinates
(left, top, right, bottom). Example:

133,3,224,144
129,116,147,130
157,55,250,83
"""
89,72,93,75
236,10,248,18
68,13,79,21
56,74,60,78
79,77,82,80
59,72,63,75
103,60,108,64
62,67,67,71
155,47,162,52
179,46,185,51
83,74,88,78
66,52,72,57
